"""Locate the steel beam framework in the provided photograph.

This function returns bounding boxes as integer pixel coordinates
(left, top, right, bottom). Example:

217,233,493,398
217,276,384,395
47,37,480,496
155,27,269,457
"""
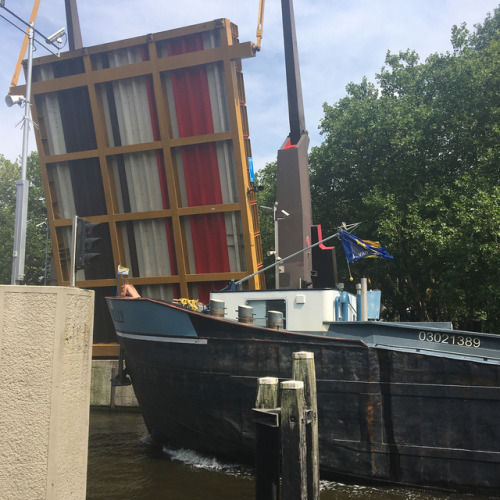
13,19,264,342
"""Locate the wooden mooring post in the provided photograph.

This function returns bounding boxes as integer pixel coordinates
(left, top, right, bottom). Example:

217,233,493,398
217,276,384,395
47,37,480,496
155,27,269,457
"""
292,352,320,499
255,377,281,500
281,380,308,499
254,352,319,500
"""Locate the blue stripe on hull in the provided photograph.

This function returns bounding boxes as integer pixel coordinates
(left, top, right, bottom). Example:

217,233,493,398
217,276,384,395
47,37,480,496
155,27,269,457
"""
107,298,197,337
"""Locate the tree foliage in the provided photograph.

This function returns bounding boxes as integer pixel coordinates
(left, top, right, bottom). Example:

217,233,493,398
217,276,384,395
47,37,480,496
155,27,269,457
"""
0,152,50,284
309,9,500,331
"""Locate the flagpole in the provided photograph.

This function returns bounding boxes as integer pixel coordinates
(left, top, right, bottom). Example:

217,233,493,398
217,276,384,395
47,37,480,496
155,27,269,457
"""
234,222,363,288
116,265,129,295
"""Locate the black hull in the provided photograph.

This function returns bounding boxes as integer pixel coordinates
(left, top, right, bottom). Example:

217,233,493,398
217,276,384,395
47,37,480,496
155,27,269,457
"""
109,298,500,491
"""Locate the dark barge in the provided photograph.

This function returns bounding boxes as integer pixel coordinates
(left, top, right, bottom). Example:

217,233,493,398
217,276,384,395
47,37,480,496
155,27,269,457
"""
106,288,500,492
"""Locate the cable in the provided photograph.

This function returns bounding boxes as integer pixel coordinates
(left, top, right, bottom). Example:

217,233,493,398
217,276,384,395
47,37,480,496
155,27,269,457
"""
0,13,26,36
0,7,62,58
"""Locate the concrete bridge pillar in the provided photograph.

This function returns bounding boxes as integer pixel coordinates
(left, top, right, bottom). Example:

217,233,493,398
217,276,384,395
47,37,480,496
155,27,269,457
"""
0,286,94,500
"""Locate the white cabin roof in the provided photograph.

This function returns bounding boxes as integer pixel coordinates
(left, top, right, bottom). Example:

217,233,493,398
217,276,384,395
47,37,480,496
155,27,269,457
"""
210,288,358,332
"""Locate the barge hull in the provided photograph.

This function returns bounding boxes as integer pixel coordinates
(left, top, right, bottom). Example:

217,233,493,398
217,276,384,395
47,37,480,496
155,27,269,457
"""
115,315,500,491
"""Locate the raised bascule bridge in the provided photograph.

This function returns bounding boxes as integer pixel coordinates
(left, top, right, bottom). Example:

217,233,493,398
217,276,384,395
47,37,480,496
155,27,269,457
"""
10,0,322,355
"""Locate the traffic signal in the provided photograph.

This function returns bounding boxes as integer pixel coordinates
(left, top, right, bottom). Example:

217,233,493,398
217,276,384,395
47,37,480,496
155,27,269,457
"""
76,218,103,270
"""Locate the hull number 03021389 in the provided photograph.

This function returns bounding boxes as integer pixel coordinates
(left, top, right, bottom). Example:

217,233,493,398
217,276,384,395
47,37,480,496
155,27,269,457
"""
418,331,481,348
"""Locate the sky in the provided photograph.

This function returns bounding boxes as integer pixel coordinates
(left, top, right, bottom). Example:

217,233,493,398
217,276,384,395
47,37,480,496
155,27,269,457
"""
0,0,498,170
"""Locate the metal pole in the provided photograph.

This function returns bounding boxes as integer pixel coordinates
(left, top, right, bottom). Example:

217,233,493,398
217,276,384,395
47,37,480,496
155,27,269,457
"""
361,277,368,321
44,222,49,285
69,215,78,287
274,202,279,289
236,231,339,287
11,23,34,285
234,222,362,288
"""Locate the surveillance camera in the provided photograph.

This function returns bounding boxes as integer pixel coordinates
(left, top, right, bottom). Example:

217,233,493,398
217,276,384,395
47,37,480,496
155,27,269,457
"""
5,94,26,107
247,185,264,194
281,210,290,217
46,27,65,44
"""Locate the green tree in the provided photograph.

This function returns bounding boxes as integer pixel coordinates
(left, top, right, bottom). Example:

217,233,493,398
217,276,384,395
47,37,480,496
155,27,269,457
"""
0,152,50,284
309,8,500,332
0,155,18,283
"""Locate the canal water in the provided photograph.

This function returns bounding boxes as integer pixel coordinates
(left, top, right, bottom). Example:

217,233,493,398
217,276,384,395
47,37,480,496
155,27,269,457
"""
86,410,499,500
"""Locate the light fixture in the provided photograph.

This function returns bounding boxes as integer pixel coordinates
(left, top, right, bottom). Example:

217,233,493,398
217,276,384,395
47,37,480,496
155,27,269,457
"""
46,27,65,44
5,94,26,107
248,185,264,194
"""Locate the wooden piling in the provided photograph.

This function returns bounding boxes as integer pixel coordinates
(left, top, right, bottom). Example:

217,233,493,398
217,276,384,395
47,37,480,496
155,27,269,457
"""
255,353,320,500
292,352,320,500
281,380,307,500
256,377,279,409
255,377,280,500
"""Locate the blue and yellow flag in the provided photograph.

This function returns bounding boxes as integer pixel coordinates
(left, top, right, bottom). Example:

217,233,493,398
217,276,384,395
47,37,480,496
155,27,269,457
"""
338,231,393,263
117,264,129,275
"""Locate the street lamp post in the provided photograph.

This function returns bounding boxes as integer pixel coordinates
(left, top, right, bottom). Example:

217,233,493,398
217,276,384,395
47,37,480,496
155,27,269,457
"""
273,202,280,289
10,22,33,284
260,202,290,289
1,2,65,284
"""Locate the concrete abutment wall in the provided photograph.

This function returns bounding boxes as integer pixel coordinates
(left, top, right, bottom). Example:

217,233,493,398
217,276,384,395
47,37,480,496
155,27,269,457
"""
0,286,94,500
90,360,138,408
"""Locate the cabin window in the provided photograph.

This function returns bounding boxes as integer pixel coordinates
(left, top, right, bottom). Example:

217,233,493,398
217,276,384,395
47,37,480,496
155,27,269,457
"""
246,299,286,328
